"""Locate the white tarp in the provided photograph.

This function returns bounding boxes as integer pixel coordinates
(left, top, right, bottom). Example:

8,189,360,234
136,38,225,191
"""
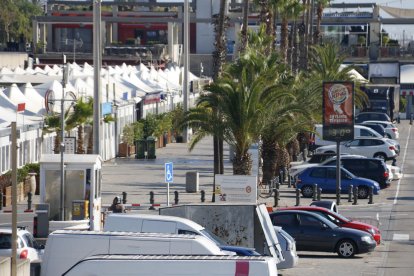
21,82,46,115
380,6,414,18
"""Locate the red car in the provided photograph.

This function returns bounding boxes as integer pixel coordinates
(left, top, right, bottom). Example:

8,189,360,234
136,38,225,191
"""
279,206,381,244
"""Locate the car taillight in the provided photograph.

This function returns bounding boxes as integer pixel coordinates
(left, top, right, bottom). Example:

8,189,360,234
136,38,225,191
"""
19,249,28,259
392,128,397,133
389,146,396,151
384,171,389,178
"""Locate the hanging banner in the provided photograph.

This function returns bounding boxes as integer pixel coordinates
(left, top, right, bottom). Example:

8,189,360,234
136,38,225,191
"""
322,82,354,141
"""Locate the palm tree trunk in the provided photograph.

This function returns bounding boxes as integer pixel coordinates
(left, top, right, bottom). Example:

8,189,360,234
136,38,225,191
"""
87,128,93,154
314,3,323,45
292,19,299,73
261,138,278,185
299,0,309,71
233,150,252,175
54,132,61,154
77,125,85,154
239,0,249,53
280,16,289,63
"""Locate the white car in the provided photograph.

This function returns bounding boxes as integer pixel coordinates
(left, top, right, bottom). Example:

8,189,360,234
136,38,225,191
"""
0,227,44,263
362,120,399,140
315,137,398,161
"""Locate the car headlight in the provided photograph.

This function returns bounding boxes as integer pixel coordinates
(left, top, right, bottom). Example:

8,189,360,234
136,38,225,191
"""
361,236,373,243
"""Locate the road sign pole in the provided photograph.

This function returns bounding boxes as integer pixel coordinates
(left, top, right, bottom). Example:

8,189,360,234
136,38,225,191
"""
167,182,170,207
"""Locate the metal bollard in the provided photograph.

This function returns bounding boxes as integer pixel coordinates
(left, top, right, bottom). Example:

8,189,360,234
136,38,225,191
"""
149,191,155,210
368,187,374,204
279,170,284,185
348,185,353,202
353,186,358,205
122,192,127,204
317,188,322,201
410,113,413,125
295,189,301,206
273,188,279,207
287,173,292,188
397,116,401,124
200,190,205,203
174,191,179,205
312,184,318,201
27,192,32,211
0,192,2,211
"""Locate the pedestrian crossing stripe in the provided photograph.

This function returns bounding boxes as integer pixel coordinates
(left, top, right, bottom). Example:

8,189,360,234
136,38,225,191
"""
392,233,409,241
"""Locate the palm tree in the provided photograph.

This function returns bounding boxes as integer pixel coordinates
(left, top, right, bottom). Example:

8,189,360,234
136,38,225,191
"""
186,47,286,175
308,43,369,108
239,0,250,53
43,114,61,154
65,97,94,154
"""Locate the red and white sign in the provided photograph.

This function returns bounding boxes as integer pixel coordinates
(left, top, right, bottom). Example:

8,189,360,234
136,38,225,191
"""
17,103,26,112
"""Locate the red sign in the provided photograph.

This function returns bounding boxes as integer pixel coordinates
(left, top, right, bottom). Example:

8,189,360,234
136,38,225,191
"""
17,103,26,112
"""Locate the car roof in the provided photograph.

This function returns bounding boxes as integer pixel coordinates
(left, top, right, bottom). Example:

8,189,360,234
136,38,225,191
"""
362,120,393,125
279,206,331,213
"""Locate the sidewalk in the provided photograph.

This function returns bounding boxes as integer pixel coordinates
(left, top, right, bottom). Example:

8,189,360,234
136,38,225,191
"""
100,136,380,210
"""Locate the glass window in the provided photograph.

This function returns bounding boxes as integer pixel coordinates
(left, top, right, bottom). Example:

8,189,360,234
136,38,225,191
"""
367,160,380,169
0,234,12,249
272,214,296,227
299,214,322,228
178,229,198,235
310,168,326,178
348,139,360,146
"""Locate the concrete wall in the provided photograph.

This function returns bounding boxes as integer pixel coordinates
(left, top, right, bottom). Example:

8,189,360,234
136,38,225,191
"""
0,53,28,69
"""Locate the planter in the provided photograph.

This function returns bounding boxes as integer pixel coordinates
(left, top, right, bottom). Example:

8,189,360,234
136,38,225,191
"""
119,143,135,157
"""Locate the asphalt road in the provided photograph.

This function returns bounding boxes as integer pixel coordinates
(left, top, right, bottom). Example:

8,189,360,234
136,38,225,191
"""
281,121,414,276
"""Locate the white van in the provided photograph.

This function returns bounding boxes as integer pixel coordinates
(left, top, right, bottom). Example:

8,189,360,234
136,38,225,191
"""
62,255,278,276
40,230,226,276
104,213,263,257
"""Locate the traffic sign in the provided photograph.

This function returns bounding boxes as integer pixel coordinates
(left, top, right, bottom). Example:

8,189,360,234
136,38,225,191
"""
165,162,173,183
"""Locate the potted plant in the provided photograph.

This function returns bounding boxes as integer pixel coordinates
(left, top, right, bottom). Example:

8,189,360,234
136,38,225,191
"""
119,124,135,157
357,36,367,57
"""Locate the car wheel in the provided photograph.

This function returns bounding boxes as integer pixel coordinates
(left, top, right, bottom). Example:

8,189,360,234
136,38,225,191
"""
301,185,313,198
357,186,369,199
374,153,386,160
337,239,356,258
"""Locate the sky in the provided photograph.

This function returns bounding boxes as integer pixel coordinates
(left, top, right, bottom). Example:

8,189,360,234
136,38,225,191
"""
330,0,414,42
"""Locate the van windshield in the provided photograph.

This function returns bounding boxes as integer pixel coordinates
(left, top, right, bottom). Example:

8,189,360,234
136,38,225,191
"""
200,229,227,246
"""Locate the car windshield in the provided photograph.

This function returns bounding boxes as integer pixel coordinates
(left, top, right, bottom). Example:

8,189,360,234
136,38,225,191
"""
200,229,227,246
333,212,351,223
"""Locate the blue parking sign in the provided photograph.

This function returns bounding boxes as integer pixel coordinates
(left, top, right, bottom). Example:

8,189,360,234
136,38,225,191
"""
165,162,173,183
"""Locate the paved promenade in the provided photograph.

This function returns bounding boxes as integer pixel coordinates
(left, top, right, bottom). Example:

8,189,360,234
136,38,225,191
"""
101,135,382,210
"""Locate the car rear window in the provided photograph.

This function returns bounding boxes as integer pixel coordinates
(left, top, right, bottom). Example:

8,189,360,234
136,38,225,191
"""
367,160,381,169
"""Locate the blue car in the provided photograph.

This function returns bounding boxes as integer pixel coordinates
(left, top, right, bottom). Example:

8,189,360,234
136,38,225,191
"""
295,166,380,199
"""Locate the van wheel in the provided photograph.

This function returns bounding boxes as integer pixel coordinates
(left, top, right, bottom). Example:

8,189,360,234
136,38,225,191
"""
301,185,313,198
374,153,386,160
337,239,356,258
357,186,369,199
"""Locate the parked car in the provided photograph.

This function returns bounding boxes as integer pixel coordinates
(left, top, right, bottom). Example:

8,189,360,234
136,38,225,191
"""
315,137,398,161
295,166,381,199
278,206,381,244
0,227,44,263
308,124,387,151
361,120,399,140
355,112,391,123
323,156,391,188
309,200,338,213
269,210,377,258
357,123,386,137
273,226,299,269
289,154,366,178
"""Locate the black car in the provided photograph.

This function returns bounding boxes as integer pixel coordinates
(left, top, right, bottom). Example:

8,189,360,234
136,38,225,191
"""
324,156,391,188
357,123,386,137
269,210,377,258
307,152,337,164
355,112,391,124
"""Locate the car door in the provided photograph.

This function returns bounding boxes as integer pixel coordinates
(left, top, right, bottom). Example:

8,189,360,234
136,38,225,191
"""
308,167,327,188
360,139,381,157
296,213,335,251
270,213,301,248
324,167,339,193
343,139,362,155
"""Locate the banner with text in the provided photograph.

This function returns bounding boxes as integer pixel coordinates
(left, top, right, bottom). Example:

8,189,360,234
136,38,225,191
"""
215,175,257,203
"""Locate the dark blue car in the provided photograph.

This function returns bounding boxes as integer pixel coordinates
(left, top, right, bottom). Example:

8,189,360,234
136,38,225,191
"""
295,166,380,199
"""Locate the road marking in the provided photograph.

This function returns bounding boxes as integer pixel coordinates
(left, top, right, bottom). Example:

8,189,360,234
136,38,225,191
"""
392,233,410,241
393,124,411,205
